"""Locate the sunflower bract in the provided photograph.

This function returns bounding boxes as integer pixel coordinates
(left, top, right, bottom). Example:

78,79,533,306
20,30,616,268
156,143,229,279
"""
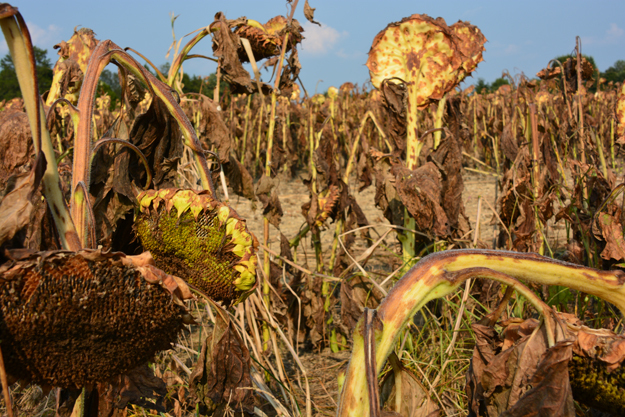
135,189,258,306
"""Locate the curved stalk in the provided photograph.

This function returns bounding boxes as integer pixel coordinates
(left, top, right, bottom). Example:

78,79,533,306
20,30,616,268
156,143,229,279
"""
70,40,217,245
0,5,80,251
338,249,625,416
91,137,153,190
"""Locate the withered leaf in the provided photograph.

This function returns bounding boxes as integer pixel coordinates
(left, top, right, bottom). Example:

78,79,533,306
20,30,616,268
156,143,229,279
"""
0,152,45,247
210,12,271,95
380,353,440,417
255,174,283,228
393,162,449,237
468,318,555,416
182,94,231,164
597,212,625,261
500,342,575,417
430,130,468,236
340,275,384,332
0,108,33,191
304,0,321,26
189,306,254,413
223,155,255,200
97,364,169,415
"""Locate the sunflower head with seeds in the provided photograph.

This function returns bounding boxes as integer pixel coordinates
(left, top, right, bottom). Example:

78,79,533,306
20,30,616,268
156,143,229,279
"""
135,189,258,306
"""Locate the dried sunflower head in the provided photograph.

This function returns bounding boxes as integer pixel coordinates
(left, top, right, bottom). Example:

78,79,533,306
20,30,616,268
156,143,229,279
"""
0,249,191,389
366,14,486,109
234,16,304,63
135,189,258,306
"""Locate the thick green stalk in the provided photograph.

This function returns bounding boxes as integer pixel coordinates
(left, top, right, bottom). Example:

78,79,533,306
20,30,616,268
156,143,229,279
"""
261,0,299,349
591,130,608,179
337,249,625,416
240,95,252,164
433,94,447,149
254,99,265,176
262,92,277,325
529,104,544,254
399,72,423,272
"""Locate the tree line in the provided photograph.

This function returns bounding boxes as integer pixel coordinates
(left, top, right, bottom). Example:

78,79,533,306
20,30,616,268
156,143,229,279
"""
1,47,623,102
474,54,625,94
0,46,227,105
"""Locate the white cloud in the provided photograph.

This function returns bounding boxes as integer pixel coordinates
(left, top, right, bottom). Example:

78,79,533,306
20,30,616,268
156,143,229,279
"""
335,49,364,60
504,44,519,55
301,21,347,56
0,21,62,56
27,22,63,48
582,23,624,45
606,23,624,40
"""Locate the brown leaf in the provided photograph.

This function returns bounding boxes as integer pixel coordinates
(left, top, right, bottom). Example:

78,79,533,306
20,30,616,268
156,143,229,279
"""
430,130,468,236
304,0,321,26
373,152,404,227
0,152,46,247
340,275,384,331
501,123,520,162
255,174,283,228
394,162,450,237
182,94,231,164
380,354,440,417
97,364,170,415
597,212,625,261
210,12,271,95
189,306,254,413
223,155,255,200
500,342,575,417
92,94,182,250
466,324,499,416
0,108,33,191
468,318,555,416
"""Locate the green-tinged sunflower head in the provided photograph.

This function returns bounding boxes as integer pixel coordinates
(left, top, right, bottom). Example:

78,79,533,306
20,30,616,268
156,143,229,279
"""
135,189,258,306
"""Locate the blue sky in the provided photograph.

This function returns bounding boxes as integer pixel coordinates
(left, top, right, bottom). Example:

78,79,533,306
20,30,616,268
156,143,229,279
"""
6,1,625,94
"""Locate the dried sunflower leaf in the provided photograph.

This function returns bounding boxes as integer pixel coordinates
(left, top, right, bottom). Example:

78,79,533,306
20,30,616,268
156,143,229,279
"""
189,307,254,413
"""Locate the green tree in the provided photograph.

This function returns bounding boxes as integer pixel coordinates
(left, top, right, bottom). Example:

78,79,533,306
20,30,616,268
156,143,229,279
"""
602,60,625,84
554,53,599,79
490,77,510,91
97,68,122,109
181,72,229,99
0,46,53,101
473,77,510,94
474,78,489,94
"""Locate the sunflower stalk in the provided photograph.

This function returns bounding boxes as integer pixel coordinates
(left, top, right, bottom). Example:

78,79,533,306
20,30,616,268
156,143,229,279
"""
337,249,625,416
0,5,80,251
260,0,299,349
66,40,217,245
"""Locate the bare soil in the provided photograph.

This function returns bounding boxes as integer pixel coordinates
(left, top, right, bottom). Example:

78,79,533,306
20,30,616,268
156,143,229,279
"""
227,170,500,261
